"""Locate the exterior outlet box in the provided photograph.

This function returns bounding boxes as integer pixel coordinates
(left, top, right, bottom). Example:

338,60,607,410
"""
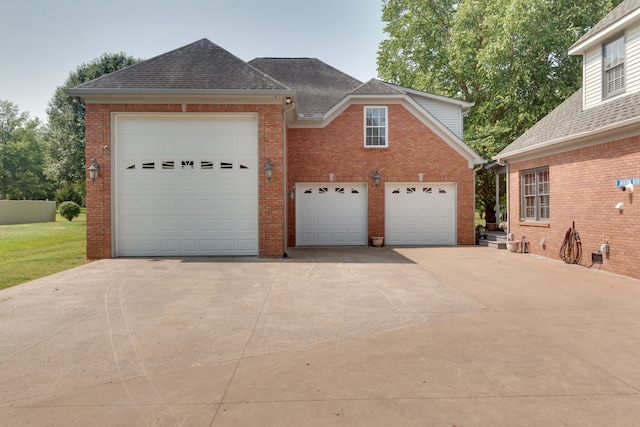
592,253,603,264
600,243,610,253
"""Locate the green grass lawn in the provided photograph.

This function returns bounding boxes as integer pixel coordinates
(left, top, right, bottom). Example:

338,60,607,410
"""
0,210,88,290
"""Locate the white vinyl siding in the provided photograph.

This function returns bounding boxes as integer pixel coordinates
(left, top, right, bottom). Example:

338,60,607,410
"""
584,48,602,109
414,98,464,139
625,24,640,93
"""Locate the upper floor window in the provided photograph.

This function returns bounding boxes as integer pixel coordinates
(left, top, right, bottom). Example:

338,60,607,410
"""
364,106,387,147
521,168,549,222
604,35,625,98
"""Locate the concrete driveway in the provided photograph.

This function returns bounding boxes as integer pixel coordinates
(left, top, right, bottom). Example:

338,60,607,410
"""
1,247,639,426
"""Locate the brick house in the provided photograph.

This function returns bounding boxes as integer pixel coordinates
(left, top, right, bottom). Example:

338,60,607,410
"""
494,0,640,279
67,39,483,259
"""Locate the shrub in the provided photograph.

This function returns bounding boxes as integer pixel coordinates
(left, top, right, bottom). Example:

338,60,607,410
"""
59,201,81,222
55,182,83,206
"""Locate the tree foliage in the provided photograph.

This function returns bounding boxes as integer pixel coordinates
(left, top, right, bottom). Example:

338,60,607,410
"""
0,100,53,200
45,53,141,187
377,0,622,221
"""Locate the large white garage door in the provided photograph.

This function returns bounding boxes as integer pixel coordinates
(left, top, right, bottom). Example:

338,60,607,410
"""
385,182,456,245
296,183,367,246
115,114,258,256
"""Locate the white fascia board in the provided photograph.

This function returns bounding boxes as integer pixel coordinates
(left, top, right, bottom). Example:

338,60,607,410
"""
290,94,484,168
63,88,295,104
569,10,640,55
493,116,640,163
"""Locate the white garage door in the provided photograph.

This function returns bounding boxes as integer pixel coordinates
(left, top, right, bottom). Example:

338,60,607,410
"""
115,114,258,256
385,182,456,245
296,183,367,246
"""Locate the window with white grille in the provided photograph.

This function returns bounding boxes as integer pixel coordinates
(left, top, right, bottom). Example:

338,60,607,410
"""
604,35,625,98
521,168,549,221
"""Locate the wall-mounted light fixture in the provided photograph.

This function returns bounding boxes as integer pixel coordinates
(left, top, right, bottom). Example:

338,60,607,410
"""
88,158,100,182
373,169,381,187
264,158,273,181
615,202,624,210
620,183,634,193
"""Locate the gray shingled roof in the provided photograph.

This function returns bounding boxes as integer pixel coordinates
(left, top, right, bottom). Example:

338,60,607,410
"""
571,0,640,49
71,39,290,92
349,79,406,95
248,58,363,116
496,88,640,157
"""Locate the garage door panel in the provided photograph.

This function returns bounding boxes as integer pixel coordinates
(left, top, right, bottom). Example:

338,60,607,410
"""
386,182,455,246
116,115,258,256
296,183,367,246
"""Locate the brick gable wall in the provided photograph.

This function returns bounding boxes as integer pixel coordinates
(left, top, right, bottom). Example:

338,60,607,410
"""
84,103,285,259
507,136,640,279
287,104,476,247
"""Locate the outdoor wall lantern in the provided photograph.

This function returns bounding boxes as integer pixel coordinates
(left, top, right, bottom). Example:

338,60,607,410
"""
88,158,100,182
264,158,273,181
373,169,381,187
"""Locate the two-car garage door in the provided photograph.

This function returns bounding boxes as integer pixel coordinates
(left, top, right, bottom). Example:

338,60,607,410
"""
115,114,258,256
295,182,456,246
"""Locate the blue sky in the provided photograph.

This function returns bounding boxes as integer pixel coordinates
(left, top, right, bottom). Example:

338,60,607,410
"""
0,0,386,121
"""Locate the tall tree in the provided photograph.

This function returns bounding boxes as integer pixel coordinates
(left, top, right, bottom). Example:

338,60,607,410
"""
0,100,52,199
378,0,622,222
45,53,141,188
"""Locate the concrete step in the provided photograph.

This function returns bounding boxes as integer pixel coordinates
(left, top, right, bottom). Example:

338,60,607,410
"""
478,239,507,250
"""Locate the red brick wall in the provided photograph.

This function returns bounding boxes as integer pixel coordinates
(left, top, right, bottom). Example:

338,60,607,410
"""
507,136,640,279
84,103,285,259
286,104,477,247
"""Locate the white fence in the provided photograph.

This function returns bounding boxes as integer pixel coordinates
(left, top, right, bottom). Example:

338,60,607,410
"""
0,200,56,225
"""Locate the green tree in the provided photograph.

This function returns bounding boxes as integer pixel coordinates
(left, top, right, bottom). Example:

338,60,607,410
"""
378,0,622,222
0,100,53,199
45,53,141,188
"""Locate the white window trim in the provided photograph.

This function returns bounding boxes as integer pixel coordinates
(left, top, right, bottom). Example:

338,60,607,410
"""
364,106,388,147
603,34,626,99
520,167,549,222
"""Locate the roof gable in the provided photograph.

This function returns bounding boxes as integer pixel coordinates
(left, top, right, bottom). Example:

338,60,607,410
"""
570,0,640,53
72,39,290,91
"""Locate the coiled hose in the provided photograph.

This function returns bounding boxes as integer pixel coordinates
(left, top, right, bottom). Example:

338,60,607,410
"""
559,223,582,264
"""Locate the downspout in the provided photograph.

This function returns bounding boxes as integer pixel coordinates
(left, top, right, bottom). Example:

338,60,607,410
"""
497,159,508,237
282,98,296,257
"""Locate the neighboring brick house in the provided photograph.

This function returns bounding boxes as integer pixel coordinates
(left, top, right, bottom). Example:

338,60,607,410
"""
67,39,483,259
494,0,640,279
